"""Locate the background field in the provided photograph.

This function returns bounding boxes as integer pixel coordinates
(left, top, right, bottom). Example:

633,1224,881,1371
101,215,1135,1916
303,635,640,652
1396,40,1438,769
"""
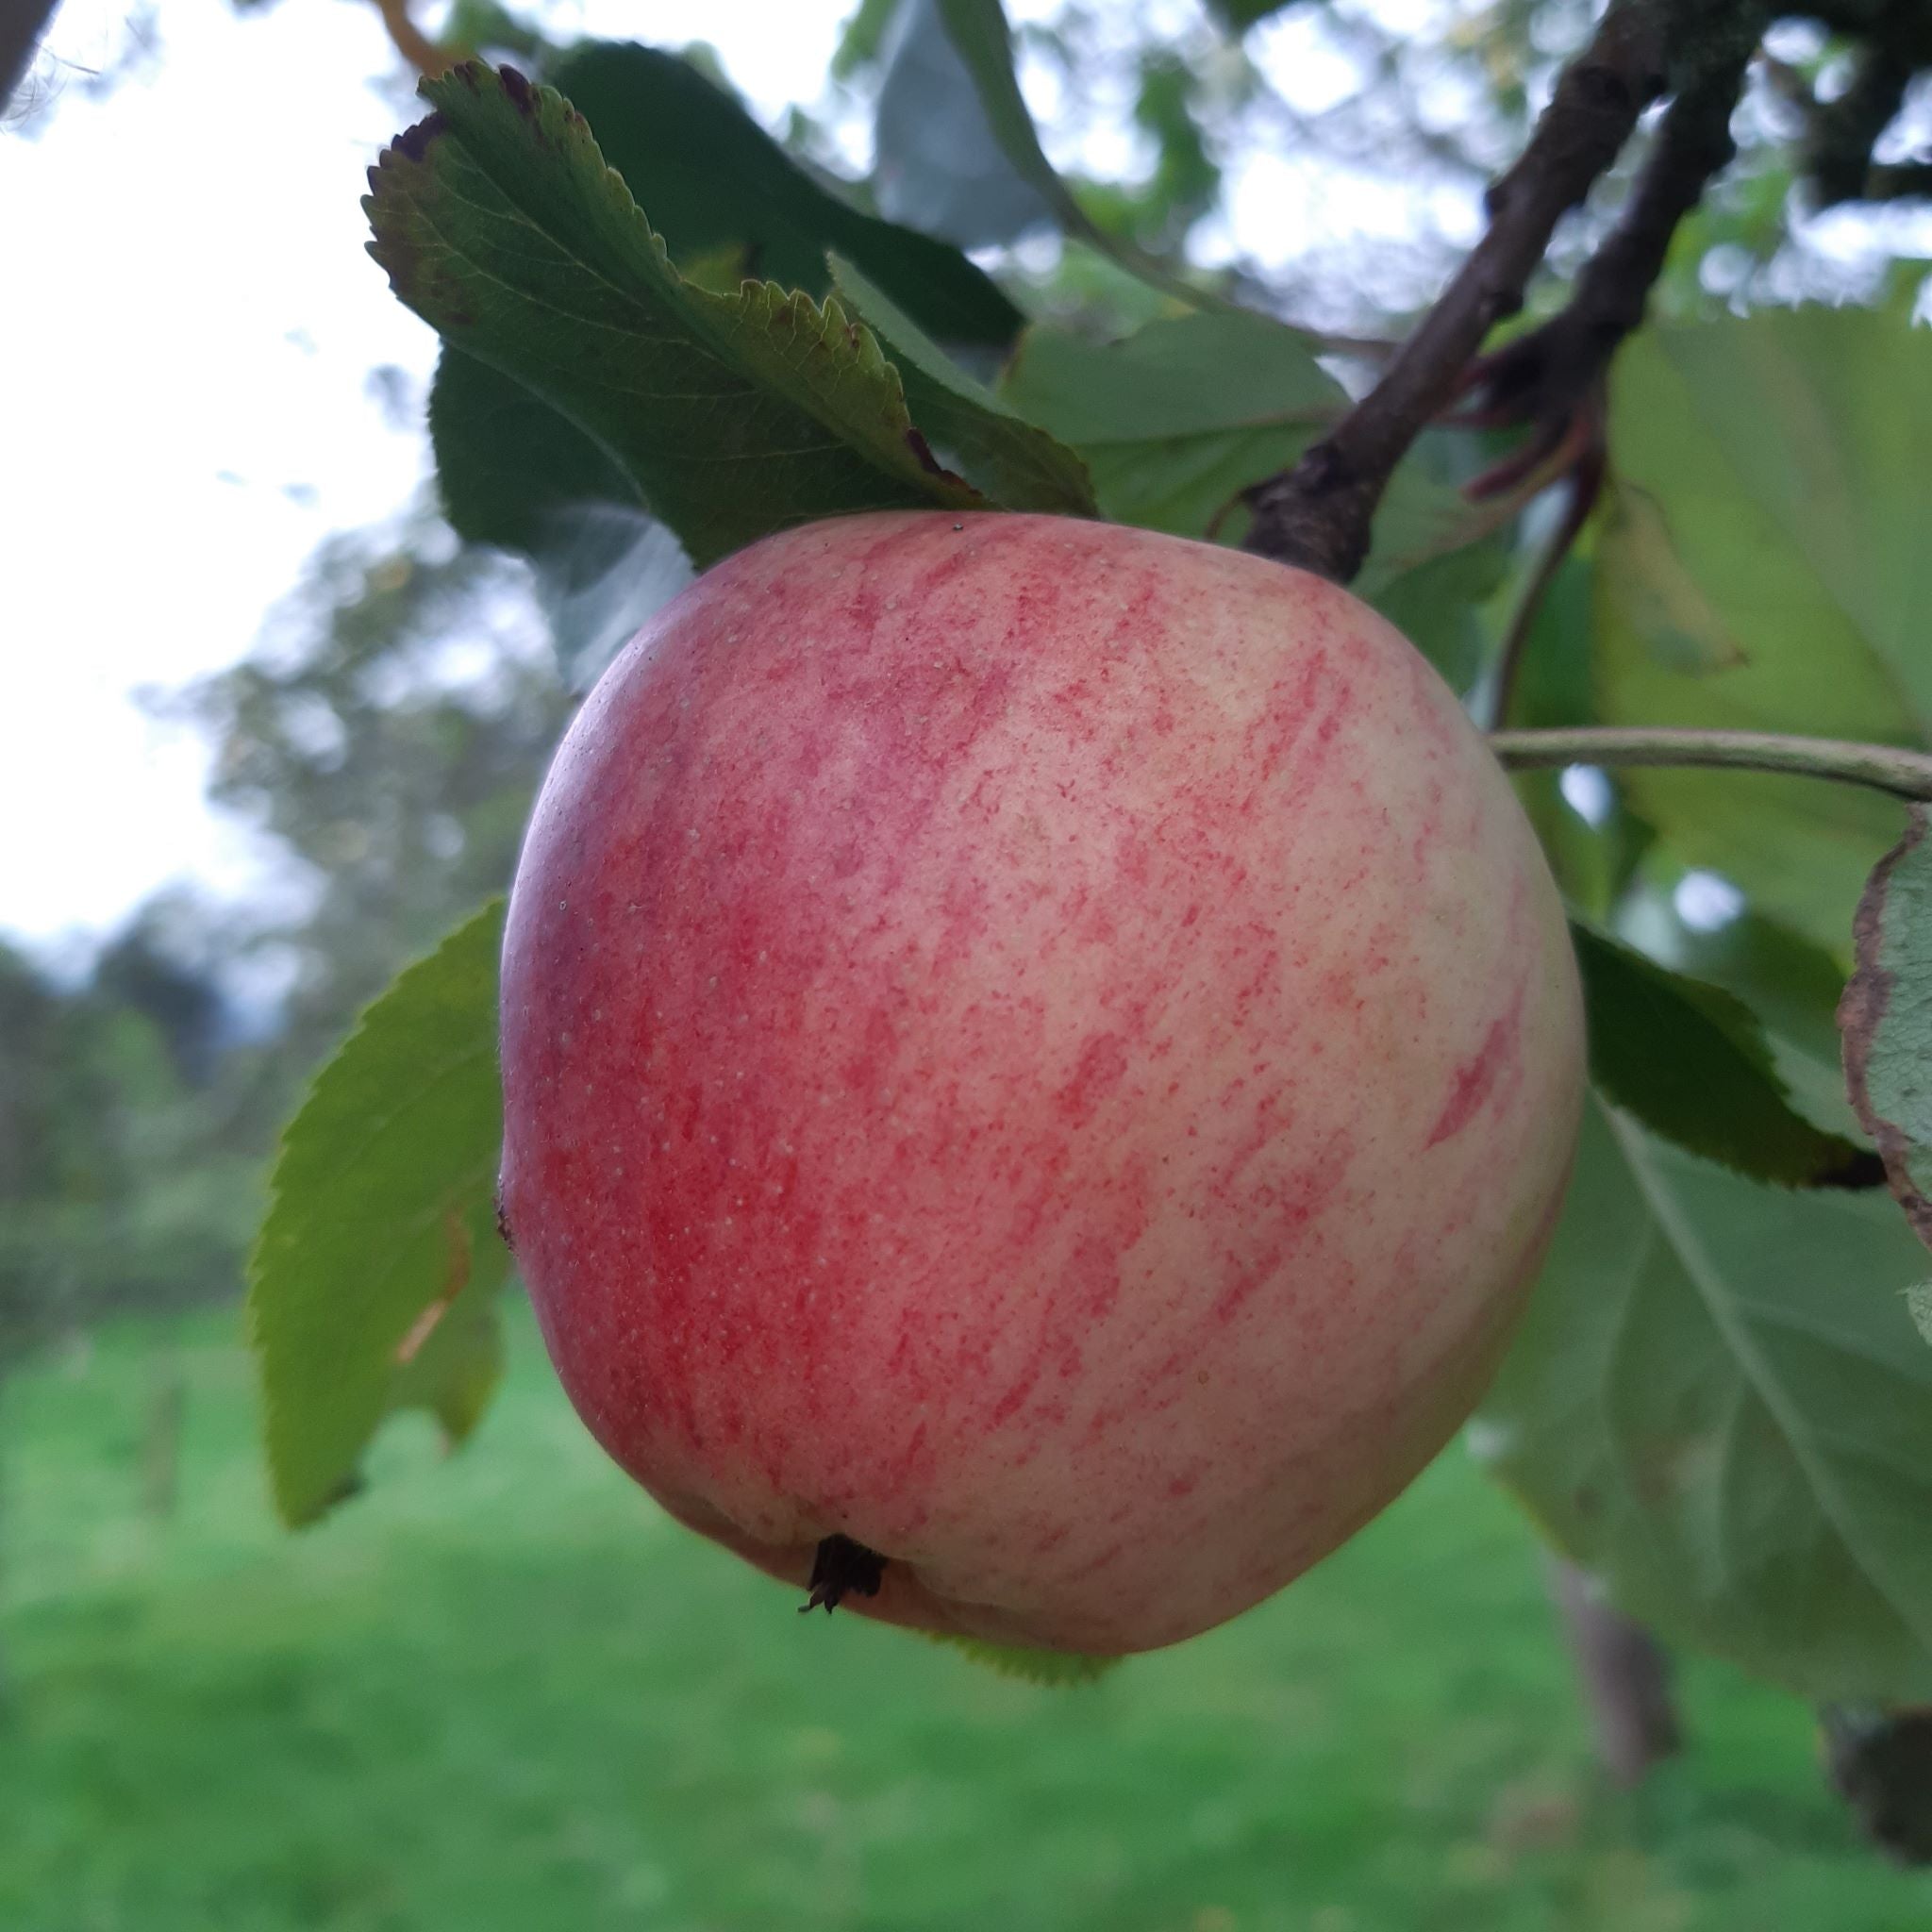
5,1302,1929,1932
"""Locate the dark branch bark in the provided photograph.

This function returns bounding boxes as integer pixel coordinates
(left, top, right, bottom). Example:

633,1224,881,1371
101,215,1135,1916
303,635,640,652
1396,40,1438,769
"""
1806,42,1915,205
1239,0,1668,583
1862,159,1932,200
1,0,60,115
1824,1706,1932,1863
1458,37,1751,475
1794,0,1932,205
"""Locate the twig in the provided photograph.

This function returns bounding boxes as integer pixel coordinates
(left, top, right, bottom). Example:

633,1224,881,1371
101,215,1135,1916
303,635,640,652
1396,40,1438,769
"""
1794,0,1932,204
1238,0,1667,583
1483,428,1605,732
1804,40,1914,205
369,0,464,78
1489,726,1932,801
1455,35,1754,491
1548,1558,1683,1788
1857,158,1932,202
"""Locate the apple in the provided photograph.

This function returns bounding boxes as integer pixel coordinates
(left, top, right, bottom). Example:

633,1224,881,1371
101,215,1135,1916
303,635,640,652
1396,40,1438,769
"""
498,510,1585,1655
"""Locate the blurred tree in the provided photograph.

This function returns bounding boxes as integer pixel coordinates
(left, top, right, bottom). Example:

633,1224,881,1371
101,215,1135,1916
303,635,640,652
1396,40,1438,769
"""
158,502,574,1081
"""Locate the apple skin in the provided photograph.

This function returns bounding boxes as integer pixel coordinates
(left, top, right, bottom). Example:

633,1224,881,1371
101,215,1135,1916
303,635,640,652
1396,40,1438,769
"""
498,510,1585,1655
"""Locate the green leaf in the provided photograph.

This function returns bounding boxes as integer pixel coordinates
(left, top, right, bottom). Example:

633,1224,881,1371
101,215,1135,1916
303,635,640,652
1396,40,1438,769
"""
365,62,980,571
250,902,509,1527
925,0,1091,241
1615,886,1865,1145
923,1632,1120,1684
1842,807,1932,1247
998,310,1343,539
1572,921,1879,1189
873,0,1057,249
1474,1096,1932,1701
919,0,1208,301
827,255,1095,514
429,346,642,557
1596,480,1746,675
424,42,1028,581
546,42,1022,350
1595,310,1932,952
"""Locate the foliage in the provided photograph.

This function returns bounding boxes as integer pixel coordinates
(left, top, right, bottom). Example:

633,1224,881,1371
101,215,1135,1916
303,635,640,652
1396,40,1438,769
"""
0,921,258,1373
1593,311,1932,957
1474,1097,1932,1702
251,903,509,1527
1569,921,1877,1191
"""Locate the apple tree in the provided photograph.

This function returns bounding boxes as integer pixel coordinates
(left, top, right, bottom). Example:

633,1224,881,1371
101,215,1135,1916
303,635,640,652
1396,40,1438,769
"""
245,0,1932,1835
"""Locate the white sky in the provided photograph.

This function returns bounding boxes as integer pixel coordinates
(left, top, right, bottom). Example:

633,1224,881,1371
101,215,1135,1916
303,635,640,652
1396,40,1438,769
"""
0,0,863,953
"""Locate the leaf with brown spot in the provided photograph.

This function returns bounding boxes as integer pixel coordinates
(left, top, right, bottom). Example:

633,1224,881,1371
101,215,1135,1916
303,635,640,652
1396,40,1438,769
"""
1841,807,1932,1247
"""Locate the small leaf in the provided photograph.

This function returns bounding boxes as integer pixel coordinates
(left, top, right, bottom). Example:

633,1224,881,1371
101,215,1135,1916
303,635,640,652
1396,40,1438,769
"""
1573,921,1880,1189
1474,1095,1932,1700
923,1631,1120,1684
365,63,980,571
904,0,1203,298
827,255,1095,514
251,902,509,1527
1841,806,1932,1246
923,0,1090,240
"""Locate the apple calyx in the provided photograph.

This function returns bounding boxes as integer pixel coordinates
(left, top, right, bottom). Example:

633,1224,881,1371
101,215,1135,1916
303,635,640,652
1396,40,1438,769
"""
800,1535,887,1615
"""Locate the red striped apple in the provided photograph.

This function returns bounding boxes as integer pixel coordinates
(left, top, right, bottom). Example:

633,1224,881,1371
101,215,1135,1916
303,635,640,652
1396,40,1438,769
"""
498,511,1585,1655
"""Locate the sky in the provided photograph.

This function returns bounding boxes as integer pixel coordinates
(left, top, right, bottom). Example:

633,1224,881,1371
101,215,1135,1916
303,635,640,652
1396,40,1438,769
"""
0,0,871,953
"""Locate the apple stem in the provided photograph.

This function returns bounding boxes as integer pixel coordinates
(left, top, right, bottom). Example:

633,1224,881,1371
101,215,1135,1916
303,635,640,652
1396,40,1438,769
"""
1487,727,1932,804
799,1534,887,1615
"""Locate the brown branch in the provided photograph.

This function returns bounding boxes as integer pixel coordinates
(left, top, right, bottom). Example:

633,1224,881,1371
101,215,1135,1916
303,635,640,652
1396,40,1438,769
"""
1795,0,1932,205
1456,36,1753,476
1549,1559,1684,1787
1863,159,1932,199
1238,0,1668,583
1806,41,1915,205
369,0,465,79
1484,427,1605,731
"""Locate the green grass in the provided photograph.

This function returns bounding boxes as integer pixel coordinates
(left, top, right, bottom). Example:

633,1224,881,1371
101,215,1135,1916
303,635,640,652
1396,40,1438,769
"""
4,1304,1928,1932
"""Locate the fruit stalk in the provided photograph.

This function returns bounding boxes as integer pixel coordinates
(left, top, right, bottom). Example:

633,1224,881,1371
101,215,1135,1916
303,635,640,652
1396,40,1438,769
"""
1489,726,1932,803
